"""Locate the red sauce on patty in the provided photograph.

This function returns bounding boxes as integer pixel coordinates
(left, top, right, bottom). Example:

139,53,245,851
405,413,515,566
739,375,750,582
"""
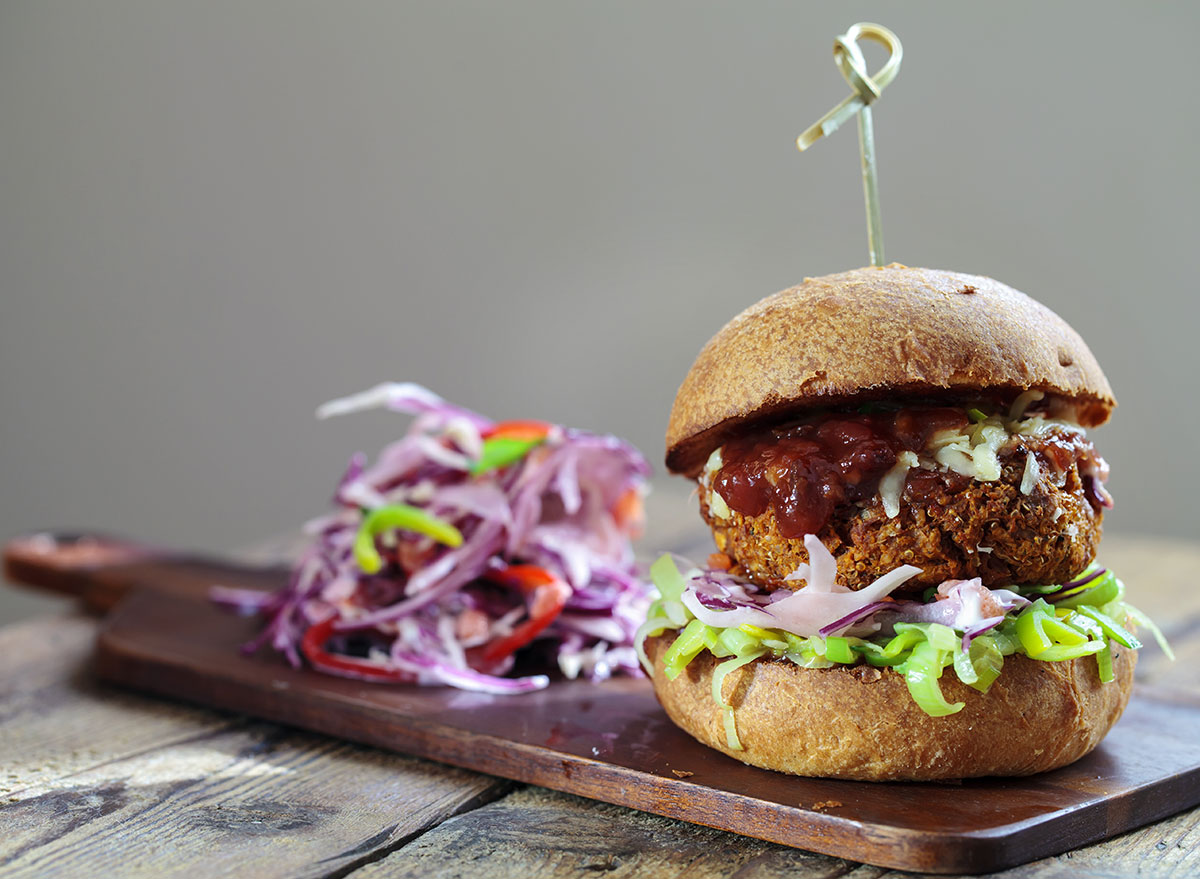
712,407,1110,540
713,408,970,538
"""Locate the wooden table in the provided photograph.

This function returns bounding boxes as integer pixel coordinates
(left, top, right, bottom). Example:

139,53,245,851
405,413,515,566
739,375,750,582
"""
2,484,1198,878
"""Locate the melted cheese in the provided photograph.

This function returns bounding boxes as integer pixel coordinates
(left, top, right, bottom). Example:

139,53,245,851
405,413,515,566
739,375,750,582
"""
879,451,919,518
1020,451,1040,495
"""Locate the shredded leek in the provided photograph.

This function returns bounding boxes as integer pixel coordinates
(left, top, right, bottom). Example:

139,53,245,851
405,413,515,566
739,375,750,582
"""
1073,604,1141,650
1054,569,1121,608
353,504,464,574
1123,603,1175,661
896,640,965,716
823,636,856,664
952,637,979,686
661,619,711,679
639,554,1170,724
650,554,687,602
470,435,544,476
712,650,765,750
965,637,1005,692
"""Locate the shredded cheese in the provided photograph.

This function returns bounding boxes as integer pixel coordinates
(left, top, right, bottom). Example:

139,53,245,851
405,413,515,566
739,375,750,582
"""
709,488,732,520
704,447,724,475
703,448,731,520
930,421,1005,482
1009,389,1045,420
1020,451,1040,495
701,406,1088,522
879,451,919,518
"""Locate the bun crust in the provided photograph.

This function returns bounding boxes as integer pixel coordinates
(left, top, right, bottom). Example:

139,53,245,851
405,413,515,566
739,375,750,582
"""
645,632,1135,781
665,265,1115,475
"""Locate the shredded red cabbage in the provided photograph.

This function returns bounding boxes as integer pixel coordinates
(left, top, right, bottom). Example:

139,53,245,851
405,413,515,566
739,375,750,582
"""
229,383,652,693
1046,566,1108,601
817,601,894,637
665,544,1031,644
861,578,1029,647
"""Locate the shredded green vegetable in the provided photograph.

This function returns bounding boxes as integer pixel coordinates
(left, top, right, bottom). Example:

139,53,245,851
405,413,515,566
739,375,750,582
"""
470,436,545,476
712,650,766,749
353,504,464,574
896,636,964,716
642,556,1169,744
650,555,687,603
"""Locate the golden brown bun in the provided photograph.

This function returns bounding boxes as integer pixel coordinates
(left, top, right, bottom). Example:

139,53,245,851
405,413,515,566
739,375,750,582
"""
665,265,1116,476
645,632,1135,781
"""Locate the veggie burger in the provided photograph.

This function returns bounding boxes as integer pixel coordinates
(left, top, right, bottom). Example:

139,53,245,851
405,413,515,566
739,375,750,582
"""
637,264,1169,781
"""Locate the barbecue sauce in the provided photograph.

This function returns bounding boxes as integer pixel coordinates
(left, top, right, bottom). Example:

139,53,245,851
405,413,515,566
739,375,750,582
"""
711,408,970,539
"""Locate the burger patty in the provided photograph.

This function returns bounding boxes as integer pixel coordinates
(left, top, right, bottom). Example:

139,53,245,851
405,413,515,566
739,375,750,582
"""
701,433,1105,592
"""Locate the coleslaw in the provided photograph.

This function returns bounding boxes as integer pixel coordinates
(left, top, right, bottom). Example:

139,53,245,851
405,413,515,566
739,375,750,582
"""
215,382,652,694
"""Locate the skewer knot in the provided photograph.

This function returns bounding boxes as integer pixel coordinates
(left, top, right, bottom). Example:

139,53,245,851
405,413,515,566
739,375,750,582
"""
797,22,903,152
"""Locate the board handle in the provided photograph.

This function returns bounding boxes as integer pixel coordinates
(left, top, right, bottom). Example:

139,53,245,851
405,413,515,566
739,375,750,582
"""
3,532,286,613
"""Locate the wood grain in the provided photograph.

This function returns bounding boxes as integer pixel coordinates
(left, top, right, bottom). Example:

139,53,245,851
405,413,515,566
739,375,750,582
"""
2,724,510,879
0,613,513,879
3,605,1196,879
0,614,236,796
72,572,1200,874
2,533,285,613
358,784,1200,879
355,785,885,879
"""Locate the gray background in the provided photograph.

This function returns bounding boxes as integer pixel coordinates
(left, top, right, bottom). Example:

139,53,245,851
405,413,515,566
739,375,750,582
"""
3,2,1198,622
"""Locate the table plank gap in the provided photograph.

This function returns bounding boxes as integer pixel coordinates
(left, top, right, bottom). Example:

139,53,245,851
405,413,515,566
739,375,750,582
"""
0,721,511,879
352,785,888,879
320,780,521,879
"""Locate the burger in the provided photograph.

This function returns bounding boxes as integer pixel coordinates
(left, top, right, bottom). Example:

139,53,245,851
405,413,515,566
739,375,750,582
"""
636,264,1168,781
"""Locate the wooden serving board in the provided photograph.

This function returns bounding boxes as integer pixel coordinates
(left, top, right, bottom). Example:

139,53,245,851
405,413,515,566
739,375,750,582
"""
5,534,1200,875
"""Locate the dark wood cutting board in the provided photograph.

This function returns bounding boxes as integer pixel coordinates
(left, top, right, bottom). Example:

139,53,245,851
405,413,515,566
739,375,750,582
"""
5,534,1200,875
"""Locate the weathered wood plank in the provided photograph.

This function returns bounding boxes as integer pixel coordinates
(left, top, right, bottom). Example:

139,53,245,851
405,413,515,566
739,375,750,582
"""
0,613,514,878
1,722,511,879
0,613,240,795
356,785,886,879
360,785,1200,879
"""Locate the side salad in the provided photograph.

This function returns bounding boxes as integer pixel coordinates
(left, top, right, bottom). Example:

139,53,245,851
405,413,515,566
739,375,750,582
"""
215,383,652,694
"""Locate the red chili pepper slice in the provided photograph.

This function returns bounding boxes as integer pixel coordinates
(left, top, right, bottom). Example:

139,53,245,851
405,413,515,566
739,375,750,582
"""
470,421,555,477
707,551,734,571
477,564,571,664
482,420,553,442
611,486,645,538
300,617,415,682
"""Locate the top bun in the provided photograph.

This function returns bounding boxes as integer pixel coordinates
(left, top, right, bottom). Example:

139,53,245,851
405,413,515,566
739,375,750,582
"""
665,265,1115,475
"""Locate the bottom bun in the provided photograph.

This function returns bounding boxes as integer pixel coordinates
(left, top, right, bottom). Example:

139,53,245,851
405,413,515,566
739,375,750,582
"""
645,632,1135,781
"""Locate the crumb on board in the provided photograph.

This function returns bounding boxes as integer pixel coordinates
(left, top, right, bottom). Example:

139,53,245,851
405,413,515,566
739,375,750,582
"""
810,800,843,812
671,769,694,778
